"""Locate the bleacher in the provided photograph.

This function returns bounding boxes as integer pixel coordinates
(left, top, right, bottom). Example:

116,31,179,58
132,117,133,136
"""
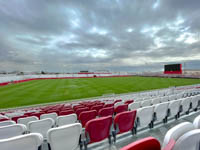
0,87,200,150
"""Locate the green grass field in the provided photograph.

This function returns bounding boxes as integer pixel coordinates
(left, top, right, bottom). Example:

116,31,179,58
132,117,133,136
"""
0,76,200,109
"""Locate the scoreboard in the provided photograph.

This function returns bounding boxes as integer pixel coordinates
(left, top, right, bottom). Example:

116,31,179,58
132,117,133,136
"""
164,64,182,74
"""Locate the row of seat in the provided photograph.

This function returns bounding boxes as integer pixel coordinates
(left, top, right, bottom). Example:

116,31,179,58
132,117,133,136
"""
120,114,200,150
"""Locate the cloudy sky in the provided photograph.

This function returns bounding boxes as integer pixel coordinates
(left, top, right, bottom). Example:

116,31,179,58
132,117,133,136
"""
0,0,200,72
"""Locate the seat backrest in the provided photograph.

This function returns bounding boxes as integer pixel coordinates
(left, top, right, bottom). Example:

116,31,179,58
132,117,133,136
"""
191,96,199,109
173,129,200,150
162,122,194,148
90,105,103,113
141,100,151,107
98,107,114,117
79,110,97,127
154,102,169,121
120,137,161,150
47,123,82,150
193,115,200,129
0,133,43,150
181,97,191,113
114,104,128,114
75,107,89,119
85,116,112,143
0,124,27,139
137,106,154,128
151,98,160,105
125,100,134,105
169,95,176,101
40,113,57,121
128,102,141,110
56,114,77,127
114,102,124,107
103,103,114,108
0,120,16,127
28,118,54,139
168,100,181,116
59,110,75,116
114,110,137,134
161,96,169,103
18,116,38,128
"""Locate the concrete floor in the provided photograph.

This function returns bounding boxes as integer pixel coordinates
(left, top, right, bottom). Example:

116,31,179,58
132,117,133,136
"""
42,111,200,150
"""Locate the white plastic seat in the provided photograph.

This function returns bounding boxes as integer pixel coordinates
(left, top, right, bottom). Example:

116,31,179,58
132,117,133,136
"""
169,95,176,101
151,97,160,105
128,102,141,110
160,96,169,103
47,123,82,150
0,124,27,139
173,129,200,150
56,114,77,127
0,133,43,150
0,120,16,127
180,97,191,114
191,96,199,110
141,100,151,107
28,118,54,139
114,102,124,108
162,122,194,148
40,113,57,122
18,116,39,129
168,100,181,119
136,106,154,129
154,102,169,123
176,93,183,100
193,115,200,129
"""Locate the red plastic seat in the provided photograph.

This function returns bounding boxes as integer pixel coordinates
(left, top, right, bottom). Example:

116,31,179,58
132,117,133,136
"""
120,137,175,150
120,137,160,150
125,100,134,105
79,110,97,127
59,110,75,116
12,115,28,123
114,104,128,114
90,105,103,113
76,107,89,119
98,107,114,117
113,110,137,142
0,118,10,122
104,103,114,108
114,99,122,104
84,116,113,149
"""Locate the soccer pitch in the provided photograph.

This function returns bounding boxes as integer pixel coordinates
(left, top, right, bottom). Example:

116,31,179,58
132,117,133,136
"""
0,76,200,109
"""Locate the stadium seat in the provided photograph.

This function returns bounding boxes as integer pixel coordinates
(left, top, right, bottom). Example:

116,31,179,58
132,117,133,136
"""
120,137,161,150
160,96,169,103
47,123,82,150
0,133,43,150
114,102,124,107
84,116,112,149
128,102,141,110
120,136,175,150
153,102,169,124
172,129,200,150
56,114,77,127
17,116,39,129
12,115,28,123
114,104,128,114
114,99,122,104
141,100,151,107
191,96,199,111
59,110,75,116
28,118,54,139
162,122,194,148
0,124,27,139
0,118,10,122
90,105,103,113
124,100,134,105
112,110,137,142
167,100,181,120
79,110,97,127
0,120,16,127
103,103,114,108
180,97,191,115
151,97,160,105
40,112,57,122
75,107,89,119
169,95,176,101
98,107,114,117
135,106,154,132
